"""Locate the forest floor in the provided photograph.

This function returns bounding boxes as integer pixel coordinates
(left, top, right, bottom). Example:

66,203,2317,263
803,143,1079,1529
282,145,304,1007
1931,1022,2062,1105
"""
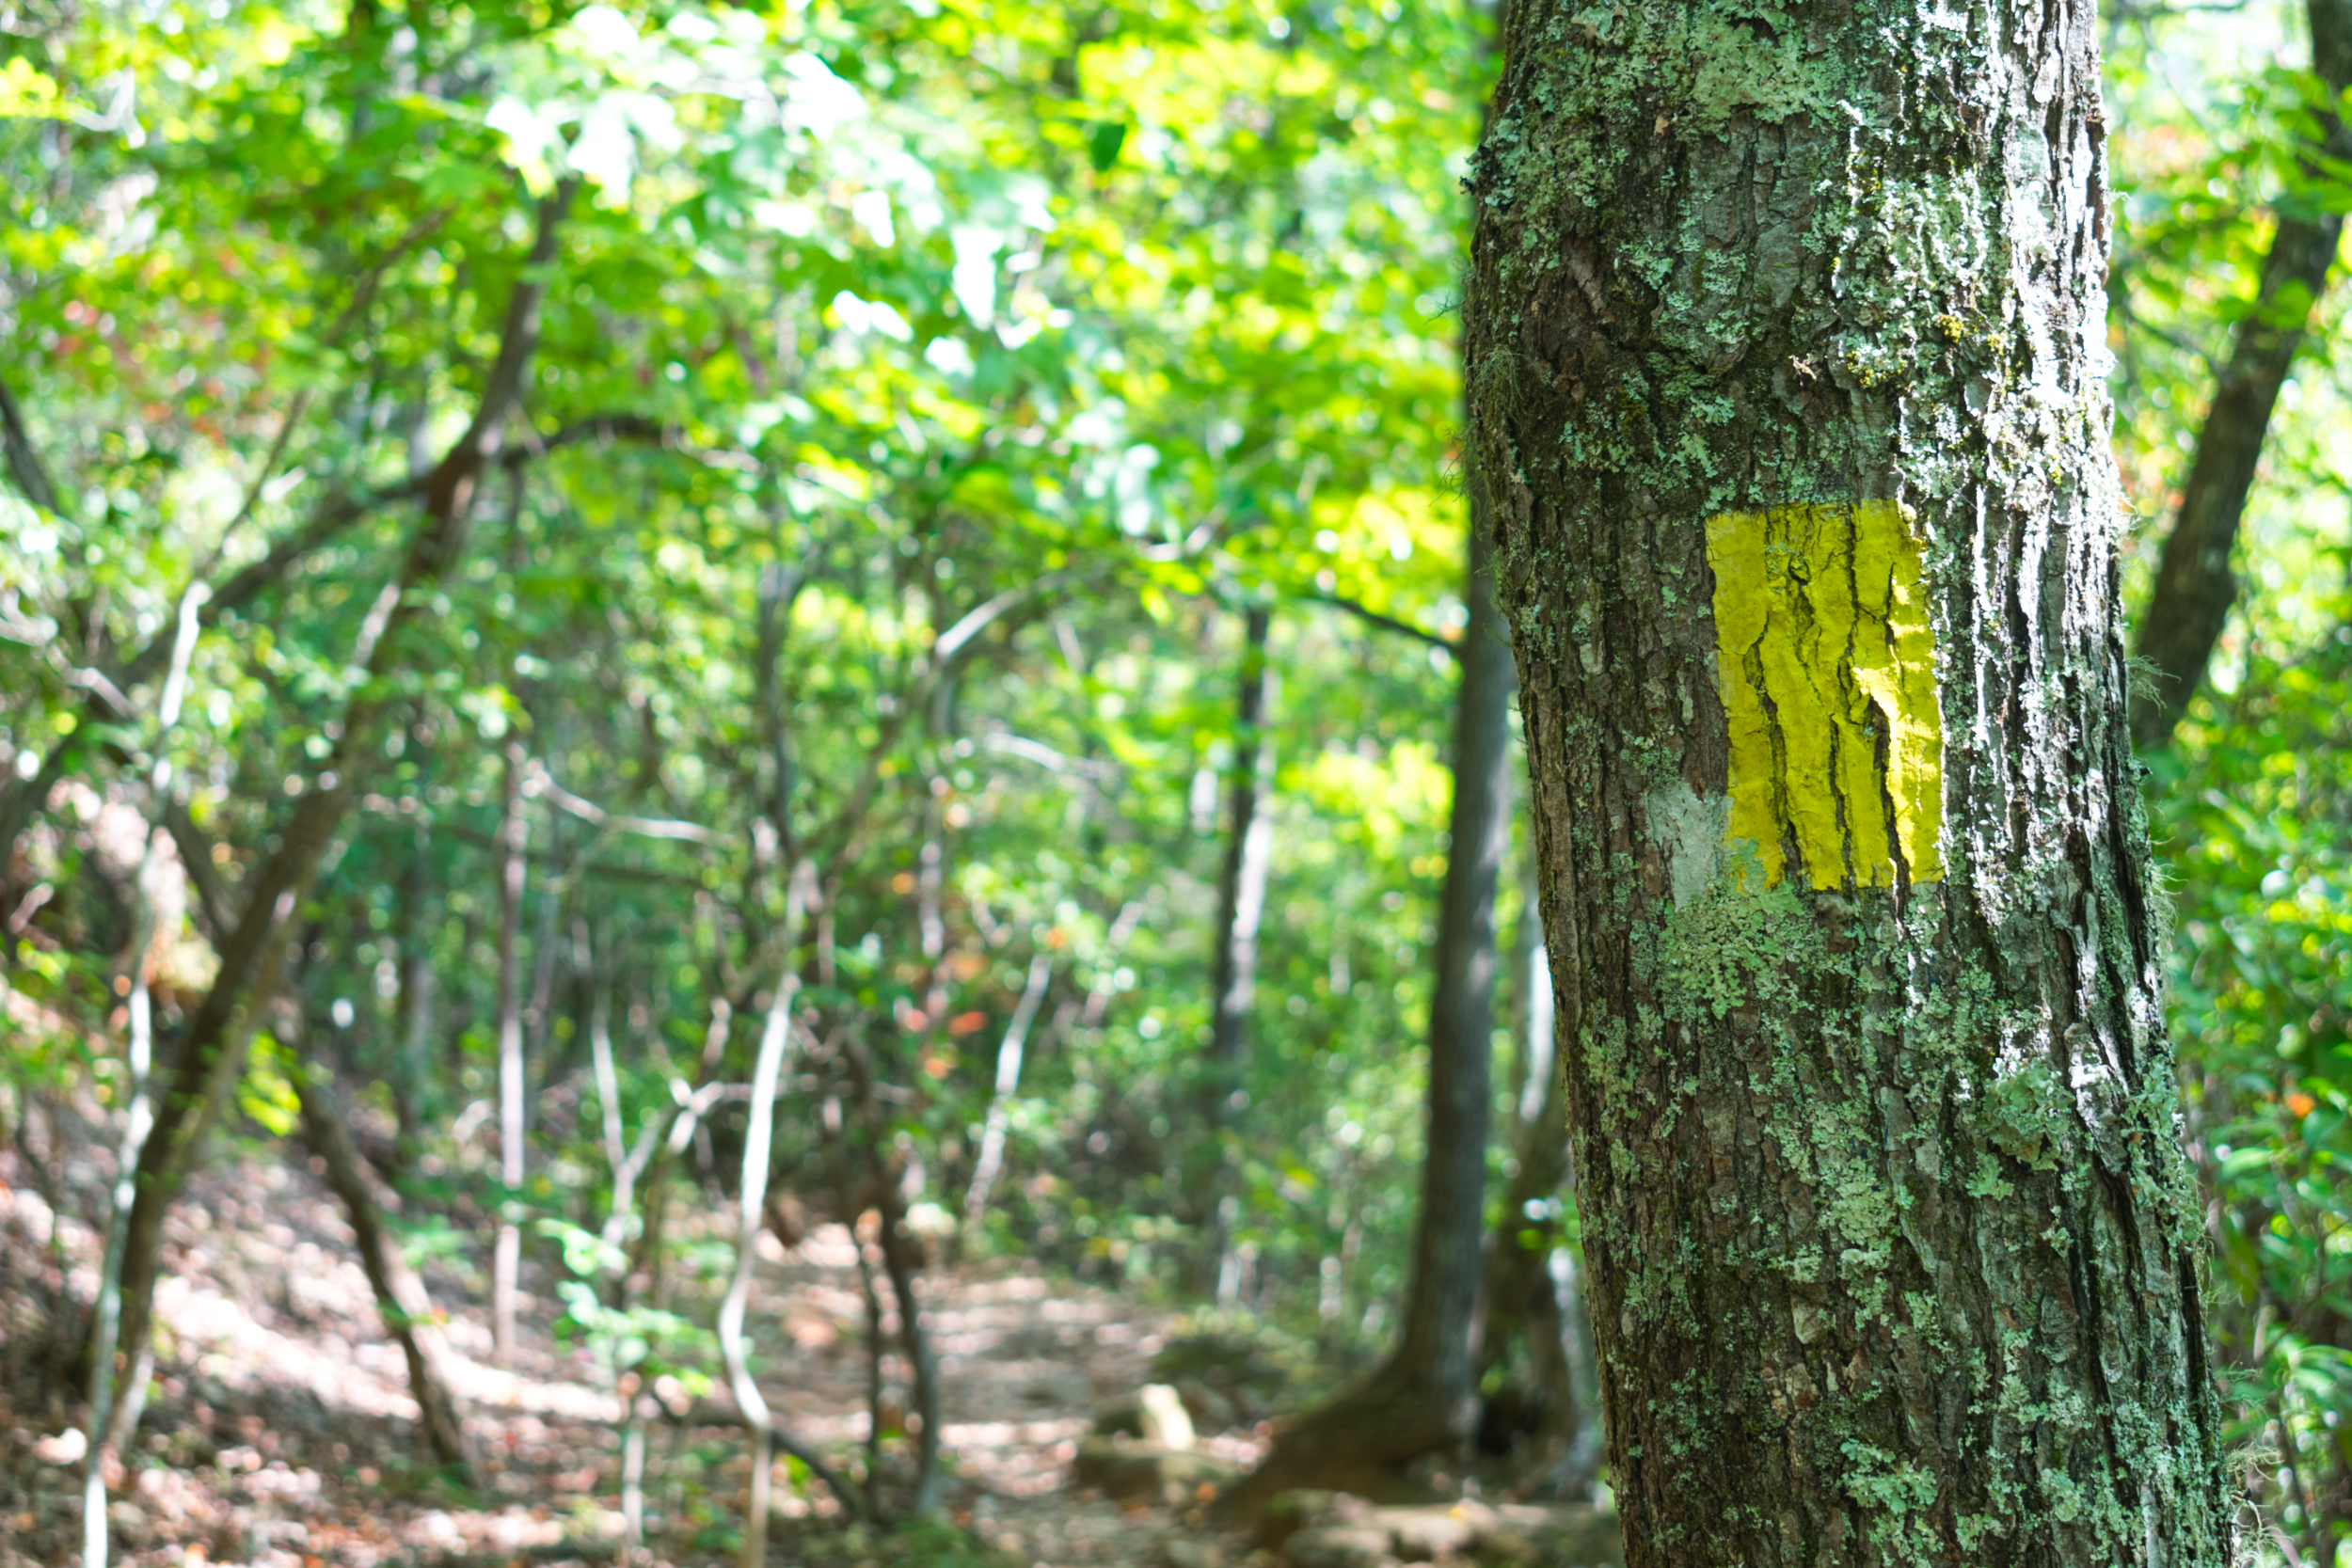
0,1130,1286,1568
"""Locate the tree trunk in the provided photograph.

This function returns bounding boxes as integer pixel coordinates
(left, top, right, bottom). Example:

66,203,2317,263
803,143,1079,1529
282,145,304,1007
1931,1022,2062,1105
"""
1477,887,1600,1496
521,808,567,1132
1483,878,1567,1387
2129,0,2352,750
1200,604,1278,1292
389,844,433,1176
1204,604,1276,1097
293,1050,478,1481
714,863,858,1535
1463,3,2233,1561
493,740,528,1360
873,1164,946,1517
962,950,1053,1227
720,978,796,1568
1219,484,1517,1517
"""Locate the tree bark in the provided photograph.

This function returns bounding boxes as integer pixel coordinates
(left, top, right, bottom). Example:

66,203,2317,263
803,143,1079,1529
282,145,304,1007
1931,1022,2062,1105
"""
390,844,434,1174
2129,0,2352,750
714,863,859,1534
1204,604,1276,1097
1484,878,1567,1383
963,950,1054,1227
1219,483,1517,1516
720,976,797,1568
493,740,529,1360
78,587,204,1568
293,1051,478,1481
1462,1,2233,1560
1477,889,1600,1495
826,1025,947,1518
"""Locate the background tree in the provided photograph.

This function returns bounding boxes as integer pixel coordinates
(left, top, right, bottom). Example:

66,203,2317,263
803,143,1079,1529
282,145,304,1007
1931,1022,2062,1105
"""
2131,0,2352,748
1221,483,1517,1514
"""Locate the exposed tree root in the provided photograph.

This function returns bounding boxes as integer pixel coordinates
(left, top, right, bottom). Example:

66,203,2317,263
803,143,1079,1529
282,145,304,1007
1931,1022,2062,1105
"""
1210,1362,1464,1524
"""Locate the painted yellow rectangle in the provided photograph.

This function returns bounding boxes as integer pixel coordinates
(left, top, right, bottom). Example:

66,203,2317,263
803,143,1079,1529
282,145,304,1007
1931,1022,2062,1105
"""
1706,500,1944,889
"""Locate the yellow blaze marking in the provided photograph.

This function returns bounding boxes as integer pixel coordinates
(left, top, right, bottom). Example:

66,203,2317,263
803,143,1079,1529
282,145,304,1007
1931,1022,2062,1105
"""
1706,500,1944,889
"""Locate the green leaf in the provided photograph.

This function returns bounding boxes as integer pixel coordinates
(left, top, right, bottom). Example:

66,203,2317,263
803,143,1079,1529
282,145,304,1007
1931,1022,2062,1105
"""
1088,120,1128,173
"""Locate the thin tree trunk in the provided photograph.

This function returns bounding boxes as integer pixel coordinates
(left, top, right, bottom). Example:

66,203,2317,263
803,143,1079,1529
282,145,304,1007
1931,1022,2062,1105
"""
874,1174,945,1517
1478,886,1595,1495
1220,479,1518,1516
293,1051,478,1481
1204,604,1276,1097
851,1226,892,1514
1200,606,1277,1291
521,806,566,1133
619,1411,649,1568
585,955,686,1568
833,1030,946,1518
717,863,856,1546
963,951,1053,1227
1539,1245,1603,1499
755,558,804,863
1462,2,2233,1558
389,844,433,1175
493,740,529,1360
721,981,796,1568
94,181,578,1390
2131,0,2352,749
917,796,948,1034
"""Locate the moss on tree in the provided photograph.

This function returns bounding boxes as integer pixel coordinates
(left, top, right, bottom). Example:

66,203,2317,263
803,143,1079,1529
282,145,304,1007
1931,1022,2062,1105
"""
1463,0,2236,1558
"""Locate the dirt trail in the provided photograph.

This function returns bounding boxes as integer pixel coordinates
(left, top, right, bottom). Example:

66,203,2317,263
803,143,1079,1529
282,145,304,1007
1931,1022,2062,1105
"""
0,1145,1264,1568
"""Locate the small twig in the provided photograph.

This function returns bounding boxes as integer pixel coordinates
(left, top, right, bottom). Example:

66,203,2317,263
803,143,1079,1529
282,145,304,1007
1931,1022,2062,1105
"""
1298,589,1456,649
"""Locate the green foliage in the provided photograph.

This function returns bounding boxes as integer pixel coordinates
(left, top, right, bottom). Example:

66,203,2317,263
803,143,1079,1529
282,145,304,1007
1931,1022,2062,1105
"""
2151,635,2352,1558
0,0,1507,1437
2109,1,2352,1557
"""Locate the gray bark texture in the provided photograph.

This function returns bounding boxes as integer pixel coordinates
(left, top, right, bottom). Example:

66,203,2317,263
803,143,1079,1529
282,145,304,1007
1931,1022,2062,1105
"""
1462,0,2234,1561
2129,0,2352,750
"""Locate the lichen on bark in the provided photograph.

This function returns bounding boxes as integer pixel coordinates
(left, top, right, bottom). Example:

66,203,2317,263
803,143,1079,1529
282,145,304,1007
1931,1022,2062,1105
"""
1461,0,2235,1560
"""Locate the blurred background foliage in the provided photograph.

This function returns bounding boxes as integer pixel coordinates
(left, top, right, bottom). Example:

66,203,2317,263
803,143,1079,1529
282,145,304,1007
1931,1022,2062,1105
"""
0,0,2348,1558
2109,0,2352,1553
0,0,1502,1457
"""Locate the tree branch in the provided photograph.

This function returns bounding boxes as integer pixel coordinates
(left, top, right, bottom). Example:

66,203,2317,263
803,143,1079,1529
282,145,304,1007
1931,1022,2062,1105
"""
2130,0,2352,748
1300,589,1455,649
0,372,65,519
